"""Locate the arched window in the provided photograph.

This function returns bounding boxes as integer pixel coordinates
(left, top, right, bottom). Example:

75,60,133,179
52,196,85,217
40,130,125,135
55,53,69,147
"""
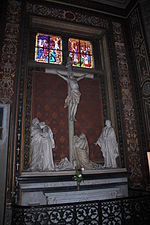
68,38,93,68
35,33,62,64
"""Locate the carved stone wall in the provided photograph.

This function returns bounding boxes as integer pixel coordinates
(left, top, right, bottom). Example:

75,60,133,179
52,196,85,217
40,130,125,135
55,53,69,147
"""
0,1,22,224
139,0,150,52
26,2,109,29
112,22,144,187
0,0,21,103
129,7,150,149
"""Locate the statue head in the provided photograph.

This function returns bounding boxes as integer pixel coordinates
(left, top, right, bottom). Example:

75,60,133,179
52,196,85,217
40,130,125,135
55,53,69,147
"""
80,133,86,139
39,121,46,129
105,120,111,127
32,117,39,125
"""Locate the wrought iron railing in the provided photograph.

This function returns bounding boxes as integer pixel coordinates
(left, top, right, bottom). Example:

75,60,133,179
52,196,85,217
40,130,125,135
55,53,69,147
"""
11,195,150,225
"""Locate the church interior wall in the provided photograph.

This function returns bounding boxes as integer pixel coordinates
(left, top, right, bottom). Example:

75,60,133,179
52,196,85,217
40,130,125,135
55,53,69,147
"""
138,0,150,52
0,0,150,224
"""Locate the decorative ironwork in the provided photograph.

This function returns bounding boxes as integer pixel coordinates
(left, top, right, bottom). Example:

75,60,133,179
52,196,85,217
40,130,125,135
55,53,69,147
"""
23,205,75,225
11,196,150,225
102,200,122,224
76,202,99,224
122,198,150,225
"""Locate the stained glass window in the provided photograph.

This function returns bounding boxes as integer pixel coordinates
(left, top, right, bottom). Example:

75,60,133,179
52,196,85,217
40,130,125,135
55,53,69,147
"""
68,38,93,68
35,33,62,64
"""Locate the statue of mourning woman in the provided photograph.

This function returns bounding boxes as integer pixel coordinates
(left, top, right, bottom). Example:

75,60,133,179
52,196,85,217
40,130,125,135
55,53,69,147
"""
73,133,102,170
95,120,119,168
29,118,55,172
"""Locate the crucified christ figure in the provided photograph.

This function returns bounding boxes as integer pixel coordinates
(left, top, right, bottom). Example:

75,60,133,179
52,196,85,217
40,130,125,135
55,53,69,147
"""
57,57,86,121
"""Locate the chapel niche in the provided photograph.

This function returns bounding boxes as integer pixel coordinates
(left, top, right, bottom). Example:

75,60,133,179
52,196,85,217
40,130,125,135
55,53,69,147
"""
22,16,119,171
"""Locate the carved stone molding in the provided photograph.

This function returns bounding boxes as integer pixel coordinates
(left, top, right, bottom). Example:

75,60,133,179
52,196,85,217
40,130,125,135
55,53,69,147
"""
129,7,150,147
0,1,21,103
26,2,109,29
112,22,144,187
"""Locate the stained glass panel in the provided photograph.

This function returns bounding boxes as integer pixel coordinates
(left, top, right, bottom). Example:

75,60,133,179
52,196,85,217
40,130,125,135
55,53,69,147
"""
68,38,93,68
81,55,93,68
68,38,79,52
49,50,62,64
70,53,80,66
80,40,92,55
35,47,49,63
35,33,62,64
36,34,49,48
49,36,62,51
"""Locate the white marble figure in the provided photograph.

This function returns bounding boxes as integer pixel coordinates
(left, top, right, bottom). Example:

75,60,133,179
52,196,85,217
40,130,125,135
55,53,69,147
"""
95,120,119,168
73,133,102,169
55,157,73,171
57,56,86,121
29,118,55,172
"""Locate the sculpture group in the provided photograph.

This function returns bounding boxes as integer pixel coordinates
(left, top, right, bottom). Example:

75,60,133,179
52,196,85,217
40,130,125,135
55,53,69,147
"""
29,57,119,172
29,118,55,172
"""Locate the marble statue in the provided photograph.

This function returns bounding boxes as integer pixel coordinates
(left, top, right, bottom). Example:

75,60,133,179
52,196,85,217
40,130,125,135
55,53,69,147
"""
29,118,55,172
73,133,102,170
95,120,119,168
55,157,73,171
57,56,86,121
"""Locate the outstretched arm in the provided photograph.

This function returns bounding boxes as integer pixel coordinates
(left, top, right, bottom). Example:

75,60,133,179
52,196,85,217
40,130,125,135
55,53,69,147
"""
57,71,68,82
76,74,87,81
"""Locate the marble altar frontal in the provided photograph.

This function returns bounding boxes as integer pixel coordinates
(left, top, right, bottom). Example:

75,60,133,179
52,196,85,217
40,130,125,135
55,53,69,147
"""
19,168,128,205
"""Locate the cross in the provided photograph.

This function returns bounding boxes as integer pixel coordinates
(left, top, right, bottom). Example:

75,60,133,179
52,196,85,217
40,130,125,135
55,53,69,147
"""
17,147,20,155
18,119,21,127
16,163,20,171
57,57,86,163
15,177,19,186
17,133,21,141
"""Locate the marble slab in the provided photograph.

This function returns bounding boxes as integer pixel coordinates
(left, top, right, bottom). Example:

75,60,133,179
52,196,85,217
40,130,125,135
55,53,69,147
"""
19,168,128,205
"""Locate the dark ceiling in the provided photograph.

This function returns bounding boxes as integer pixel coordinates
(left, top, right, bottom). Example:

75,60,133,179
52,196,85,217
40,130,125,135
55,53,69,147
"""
89,0,132,9
45,0,137,17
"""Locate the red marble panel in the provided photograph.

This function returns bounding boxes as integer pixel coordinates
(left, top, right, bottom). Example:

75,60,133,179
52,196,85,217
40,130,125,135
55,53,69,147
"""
75,78,104,163
32,73,104,164
32,73,69,163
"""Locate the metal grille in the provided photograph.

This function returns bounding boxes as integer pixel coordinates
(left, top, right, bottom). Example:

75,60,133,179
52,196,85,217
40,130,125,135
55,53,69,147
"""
12,196,150,225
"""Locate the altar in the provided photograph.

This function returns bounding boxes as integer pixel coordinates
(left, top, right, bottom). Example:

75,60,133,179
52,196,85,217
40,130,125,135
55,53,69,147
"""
19,54,128,207
19,168,128,206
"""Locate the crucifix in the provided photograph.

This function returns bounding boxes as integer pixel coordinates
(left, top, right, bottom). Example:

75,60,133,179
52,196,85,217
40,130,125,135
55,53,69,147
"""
57,57,86,163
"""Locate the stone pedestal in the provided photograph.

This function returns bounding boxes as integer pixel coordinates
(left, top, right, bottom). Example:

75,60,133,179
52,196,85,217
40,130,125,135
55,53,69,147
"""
19,168,128,206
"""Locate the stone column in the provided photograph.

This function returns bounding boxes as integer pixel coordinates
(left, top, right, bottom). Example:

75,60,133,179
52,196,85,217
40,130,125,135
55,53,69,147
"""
0,104,10,225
